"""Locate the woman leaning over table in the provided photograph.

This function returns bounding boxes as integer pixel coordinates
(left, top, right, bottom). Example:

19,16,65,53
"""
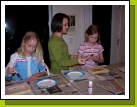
48,13,86,74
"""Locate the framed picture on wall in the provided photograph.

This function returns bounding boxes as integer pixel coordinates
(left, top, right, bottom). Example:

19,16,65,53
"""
67,15,76,35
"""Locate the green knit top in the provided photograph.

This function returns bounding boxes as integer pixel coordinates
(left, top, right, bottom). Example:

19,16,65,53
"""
48,35,78,74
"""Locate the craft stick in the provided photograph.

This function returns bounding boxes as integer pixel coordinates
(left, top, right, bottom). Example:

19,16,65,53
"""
86,54,94,60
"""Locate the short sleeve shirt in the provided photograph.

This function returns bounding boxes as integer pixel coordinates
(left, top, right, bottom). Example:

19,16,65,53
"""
78,42,104,69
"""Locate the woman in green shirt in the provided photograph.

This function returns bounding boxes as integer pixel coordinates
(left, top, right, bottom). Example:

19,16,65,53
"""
48,13,86,74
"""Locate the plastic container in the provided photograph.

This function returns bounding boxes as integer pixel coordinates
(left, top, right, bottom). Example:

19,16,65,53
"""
88,81,93,95
88,88,93,95
88,81,93,88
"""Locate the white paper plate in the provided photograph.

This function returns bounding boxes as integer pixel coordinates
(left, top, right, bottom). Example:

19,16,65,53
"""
65,70,85,79
35,78,57,88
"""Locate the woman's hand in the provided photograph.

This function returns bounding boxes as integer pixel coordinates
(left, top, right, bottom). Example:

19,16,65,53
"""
78,58,86,64
6,67,16,74
71,55,77,59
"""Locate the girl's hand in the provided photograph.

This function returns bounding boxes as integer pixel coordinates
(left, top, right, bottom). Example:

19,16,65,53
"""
71,55,77,59
27,73,39,82
85,55,94,60
7,67,16,74
92,56,99,62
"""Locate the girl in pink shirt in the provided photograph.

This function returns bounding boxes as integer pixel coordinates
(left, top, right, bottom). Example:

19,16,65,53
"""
78,24,104,70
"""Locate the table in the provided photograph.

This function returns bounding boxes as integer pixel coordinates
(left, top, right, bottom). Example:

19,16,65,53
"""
5,62,125,95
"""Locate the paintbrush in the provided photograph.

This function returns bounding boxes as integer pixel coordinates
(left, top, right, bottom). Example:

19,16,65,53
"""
14,70,23,80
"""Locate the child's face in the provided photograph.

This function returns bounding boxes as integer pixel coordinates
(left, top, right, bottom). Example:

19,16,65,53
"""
87,33,99,43
23,39,37,56
62,18,69,34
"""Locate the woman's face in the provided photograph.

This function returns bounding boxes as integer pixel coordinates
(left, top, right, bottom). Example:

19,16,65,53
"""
23,39,37,56
62,18,69,34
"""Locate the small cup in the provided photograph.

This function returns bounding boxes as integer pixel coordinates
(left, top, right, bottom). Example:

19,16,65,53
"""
88,81,93,88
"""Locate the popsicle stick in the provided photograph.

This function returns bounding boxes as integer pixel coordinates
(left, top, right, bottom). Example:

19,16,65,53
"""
86,54,94,60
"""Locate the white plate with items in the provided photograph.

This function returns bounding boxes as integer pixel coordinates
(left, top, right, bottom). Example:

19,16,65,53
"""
64,70,85,79
35,78,57,89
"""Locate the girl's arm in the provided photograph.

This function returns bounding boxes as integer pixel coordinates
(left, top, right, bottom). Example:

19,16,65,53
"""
36,71,47,77
93,52,104,63
5,53,18,75
98,52,104,63
78,52,82,59
27,72,47,82
27,59,48,82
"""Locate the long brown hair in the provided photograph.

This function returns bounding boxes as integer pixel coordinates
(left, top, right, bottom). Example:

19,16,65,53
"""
17,31,43,62
85,24,101,44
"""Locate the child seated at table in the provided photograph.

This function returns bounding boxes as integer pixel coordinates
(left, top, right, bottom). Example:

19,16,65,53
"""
5,31,48,82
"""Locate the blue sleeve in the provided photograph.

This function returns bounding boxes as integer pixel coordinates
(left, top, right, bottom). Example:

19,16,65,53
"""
38,60,46,72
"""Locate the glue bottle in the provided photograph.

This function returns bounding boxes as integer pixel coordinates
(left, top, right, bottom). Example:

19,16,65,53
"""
88,81,93,95
88,81,93,88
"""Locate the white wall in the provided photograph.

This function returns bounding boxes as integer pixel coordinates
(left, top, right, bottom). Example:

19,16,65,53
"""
49,5,92,55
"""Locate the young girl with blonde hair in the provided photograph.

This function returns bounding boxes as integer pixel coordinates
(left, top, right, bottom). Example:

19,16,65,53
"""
5,31,47,82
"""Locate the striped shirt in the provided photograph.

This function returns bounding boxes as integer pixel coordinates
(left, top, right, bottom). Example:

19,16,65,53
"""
78,42,104,69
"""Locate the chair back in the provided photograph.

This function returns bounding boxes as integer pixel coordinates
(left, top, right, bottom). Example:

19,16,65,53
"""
44,63,50,75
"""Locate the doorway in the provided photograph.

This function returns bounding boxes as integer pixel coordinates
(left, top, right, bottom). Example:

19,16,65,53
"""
92,5,112,65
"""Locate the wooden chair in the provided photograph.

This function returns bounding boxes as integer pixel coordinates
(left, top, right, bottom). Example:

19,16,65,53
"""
44,63,50,75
